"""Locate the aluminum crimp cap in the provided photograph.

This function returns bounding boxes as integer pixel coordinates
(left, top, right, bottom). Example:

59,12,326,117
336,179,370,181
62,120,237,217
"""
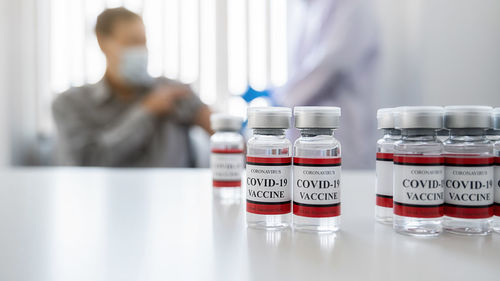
394,106,444,129
493,107,500,130
294,106,341,129
444,106,492,129
377,108,395,129
210,113,243,131
247,107,292,129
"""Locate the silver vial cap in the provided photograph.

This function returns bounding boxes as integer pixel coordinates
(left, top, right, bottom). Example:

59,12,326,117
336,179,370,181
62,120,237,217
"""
444,106,492,129
394,106,444,129
493,108,500,130
247,107,291,129
294,106,341,129
377,108,395,129
210,113,243,131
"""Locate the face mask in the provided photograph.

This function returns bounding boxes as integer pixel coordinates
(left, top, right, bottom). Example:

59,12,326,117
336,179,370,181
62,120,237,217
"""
119,46,154,87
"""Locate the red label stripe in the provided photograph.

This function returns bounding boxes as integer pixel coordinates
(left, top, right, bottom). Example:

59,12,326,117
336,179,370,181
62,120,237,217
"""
393,155,444,165
444,204,493,219
376,194,393,208
494,203,500,216
293,157,341,166
394,202,444,218
293,202,341,218
376,152,393,161
246,200,291,215
441,153,482,157
211,149,244,154
246,156,291,165
495,157,500,165
212,180,241,188
444,156,494,166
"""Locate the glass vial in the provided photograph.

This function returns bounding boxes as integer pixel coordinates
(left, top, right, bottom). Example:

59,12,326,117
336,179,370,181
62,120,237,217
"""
210,114,245,199
246,107,292,229
393,106,445,236
486,129,500,142
292,106,342,233
375,108,401,224
437,129,450,143
443,106,494,235
492,108,500,233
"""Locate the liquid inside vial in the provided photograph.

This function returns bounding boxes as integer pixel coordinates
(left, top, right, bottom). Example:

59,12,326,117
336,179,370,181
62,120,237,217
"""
210,131,244,199
293,129,341,233
246,129,292,230
375,129,400,224
442,134,494,235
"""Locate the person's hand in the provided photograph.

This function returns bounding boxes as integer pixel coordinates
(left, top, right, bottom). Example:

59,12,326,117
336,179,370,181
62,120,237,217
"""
142,84,190,116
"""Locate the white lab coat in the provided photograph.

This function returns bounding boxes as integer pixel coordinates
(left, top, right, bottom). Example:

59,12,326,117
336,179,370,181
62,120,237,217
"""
274,0,379,169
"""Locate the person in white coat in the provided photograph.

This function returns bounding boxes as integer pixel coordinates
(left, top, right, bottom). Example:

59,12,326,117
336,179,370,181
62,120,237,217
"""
273,0,379,169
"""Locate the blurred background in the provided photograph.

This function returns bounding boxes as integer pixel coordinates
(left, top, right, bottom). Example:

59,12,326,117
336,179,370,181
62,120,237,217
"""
0,0,499,168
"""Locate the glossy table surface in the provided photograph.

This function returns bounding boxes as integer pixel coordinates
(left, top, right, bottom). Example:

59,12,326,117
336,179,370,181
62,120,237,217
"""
0,168,498,281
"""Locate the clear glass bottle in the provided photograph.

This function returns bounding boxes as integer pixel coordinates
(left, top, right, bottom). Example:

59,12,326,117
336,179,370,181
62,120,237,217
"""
437,129,450,143
210,114,245,199
292,106,341,232
393,106,445,236
246,107,292,229
492,108,500,233
486,129,500,142
442,106,494,235
375,108,401,224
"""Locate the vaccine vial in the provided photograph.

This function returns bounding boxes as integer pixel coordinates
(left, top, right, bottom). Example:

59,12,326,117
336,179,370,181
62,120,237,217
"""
492,108,500,233
393,106,445,236
210,114,245,198
292,106,342,233
246,107,292,229
443,106,494,235
375,108,400,224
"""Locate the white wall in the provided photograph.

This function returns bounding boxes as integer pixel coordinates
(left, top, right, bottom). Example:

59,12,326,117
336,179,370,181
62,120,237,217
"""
375,0,424,107
0,0,40,166
0,0,10,166
419,0,500,106
376,0,500,107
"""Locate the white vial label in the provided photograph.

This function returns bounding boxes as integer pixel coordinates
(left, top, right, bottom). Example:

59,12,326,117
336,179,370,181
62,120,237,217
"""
376,153,393,208
293,157,341,218
495,157,500,216
393,155,444,218
246,156,292,215
211,149,244,187
444,156,494,219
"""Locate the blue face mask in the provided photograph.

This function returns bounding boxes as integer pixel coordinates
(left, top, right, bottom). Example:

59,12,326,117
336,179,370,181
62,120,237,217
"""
119,46,154,87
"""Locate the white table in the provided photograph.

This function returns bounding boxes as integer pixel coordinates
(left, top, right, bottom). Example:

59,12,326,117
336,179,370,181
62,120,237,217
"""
0,168,498,281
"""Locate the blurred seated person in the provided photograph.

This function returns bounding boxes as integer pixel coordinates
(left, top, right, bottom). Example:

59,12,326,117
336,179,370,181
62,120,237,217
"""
52,7,213,167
